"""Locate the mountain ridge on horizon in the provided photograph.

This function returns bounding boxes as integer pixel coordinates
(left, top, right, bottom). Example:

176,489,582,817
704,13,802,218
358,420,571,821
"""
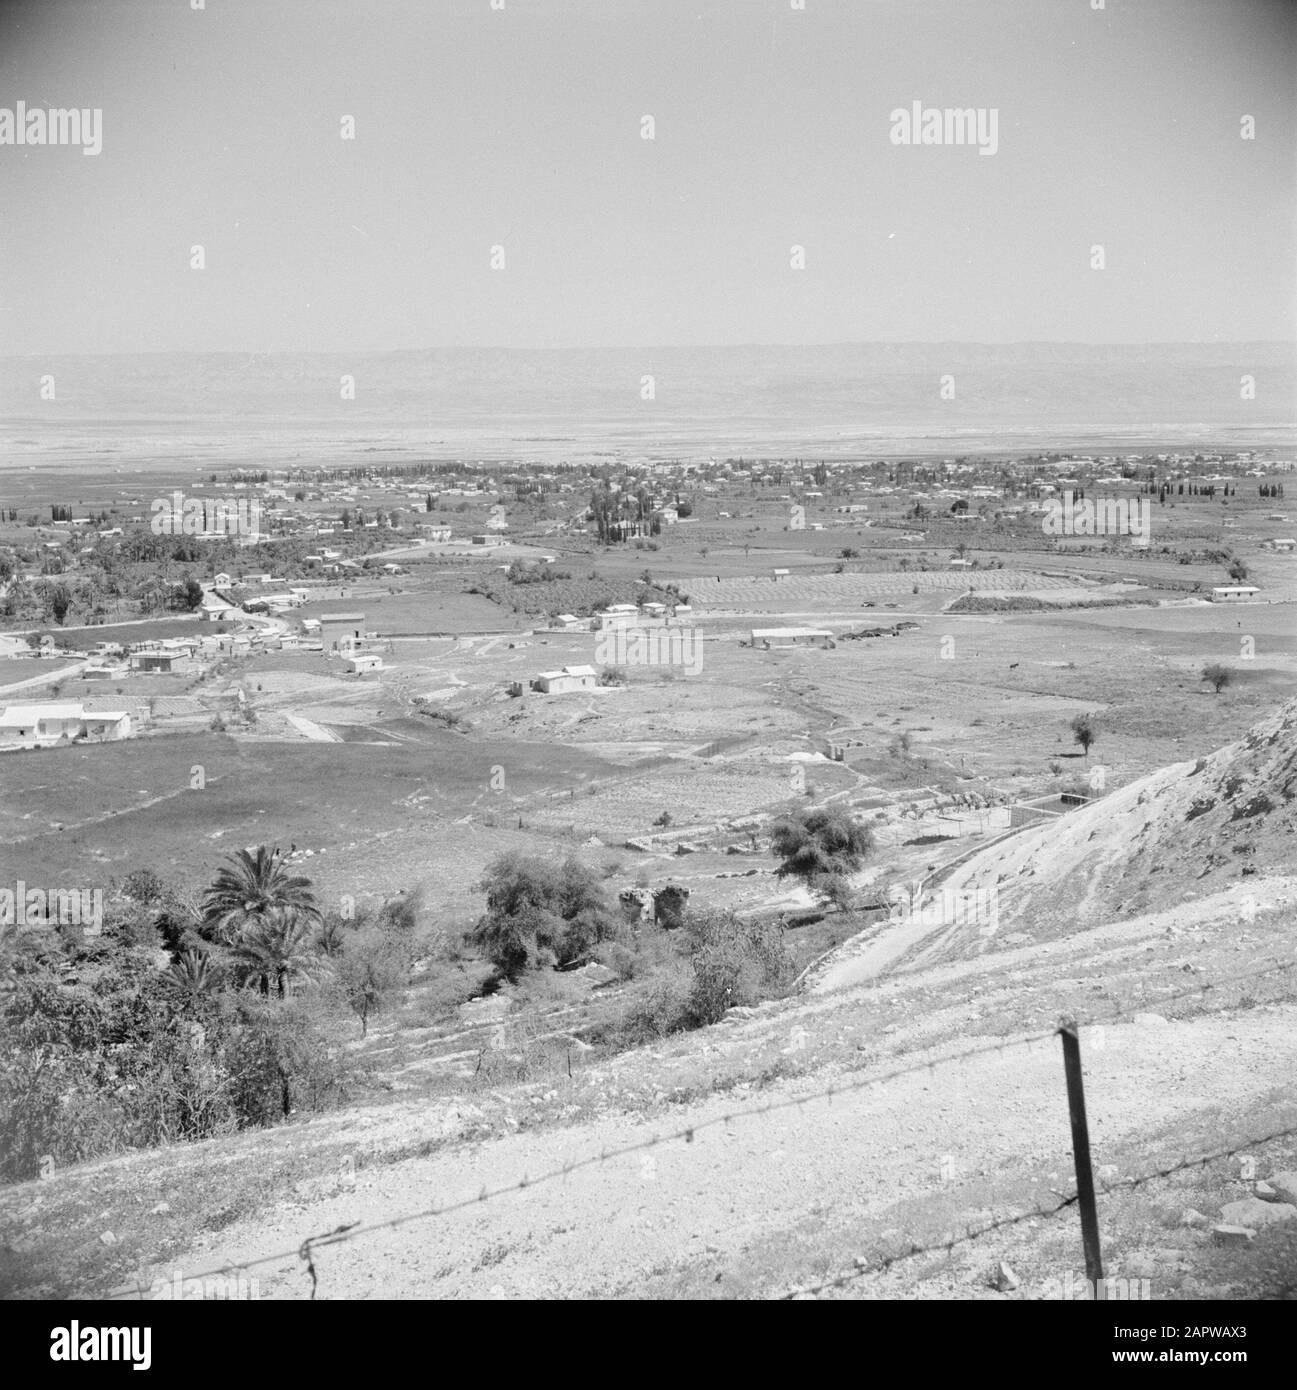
5,340,1296,360
3,342,1293,428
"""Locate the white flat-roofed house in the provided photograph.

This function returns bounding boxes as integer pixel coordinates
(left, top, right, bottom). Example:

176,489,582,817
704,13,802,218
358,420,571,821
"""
1210,585,1261,602
320,613,367,649
551,614,586,631
198,590,237,622
0,702,132,750
750,628,834,649
345,652,384,674
530,664,599,694
129,650,183,674
598,604,641,628
1266,538,1295,552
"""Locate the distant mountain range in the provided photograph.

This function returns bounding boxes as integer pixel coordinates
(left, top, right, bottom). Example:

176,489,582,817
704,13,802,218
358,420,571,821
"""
2,344,1294,429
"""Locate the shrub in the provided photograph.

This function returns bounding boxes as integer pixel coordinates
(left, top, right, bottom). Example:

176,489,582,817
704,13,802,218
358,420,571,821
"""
607,975,691,1044
469,853,622,980
0,929,351,1184
597,942,640,981
681,911,794,1027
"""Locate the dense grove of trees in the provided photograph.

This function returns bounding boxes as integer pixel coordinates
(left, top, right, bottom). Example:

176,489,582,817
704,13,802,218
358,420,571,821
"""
0,848,427,1183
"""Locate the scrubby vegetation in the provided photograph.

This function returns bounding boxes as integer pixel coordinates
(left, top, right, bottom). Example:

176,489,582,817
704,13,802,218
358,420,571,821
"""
0,850,438,1185
2,812,871,1186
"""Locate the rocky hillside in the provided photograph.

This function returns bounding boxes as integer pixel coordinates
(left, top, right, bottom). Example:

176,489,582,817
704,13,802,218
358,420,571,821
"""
936,697,1297,945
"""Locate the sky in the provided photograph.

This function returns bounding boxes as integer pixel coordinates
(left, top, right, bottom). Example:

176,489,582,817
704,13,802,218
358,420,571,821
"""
1,0,1294,353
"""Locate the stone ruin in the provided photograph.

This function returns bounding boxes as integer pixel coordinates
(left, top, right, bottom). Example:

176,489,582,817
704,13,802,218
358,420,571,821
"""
618,882,691,929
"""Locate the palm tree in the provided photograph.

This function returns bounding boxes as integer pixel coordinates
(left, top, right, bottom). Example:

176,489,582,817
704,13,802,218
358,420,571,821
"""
168,947,214,996
201,846,320,946
315,914,350,957
230,911,320,998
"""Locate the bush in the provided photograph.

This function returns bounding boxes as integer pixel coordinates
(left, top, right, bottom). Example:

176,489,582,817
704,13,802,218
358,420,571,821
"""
681,911,794,1027
610,975,692,1044
596,942,640,981
0,930,351,1183
224,995,349,1124
469,853,622,980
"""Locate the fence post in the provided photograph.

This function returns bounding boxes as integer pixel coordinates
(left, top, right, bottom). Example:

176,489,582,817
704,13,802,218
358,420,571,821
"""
1059,1017,1105,1293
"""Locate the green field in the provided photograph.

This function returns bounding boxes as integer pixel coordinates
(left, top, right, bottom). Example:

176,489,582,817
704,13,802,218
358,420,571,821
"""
0,732,622,908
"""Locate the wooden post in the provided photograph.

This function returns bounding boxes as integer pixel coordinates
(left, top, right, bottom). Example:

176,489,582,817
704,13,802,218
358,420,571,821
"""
1059,1017,1105,1292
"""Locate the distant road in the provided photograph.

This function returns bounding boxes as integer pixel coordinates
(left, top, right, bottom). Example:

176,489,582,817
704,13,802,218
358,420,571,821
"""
0,661,89,698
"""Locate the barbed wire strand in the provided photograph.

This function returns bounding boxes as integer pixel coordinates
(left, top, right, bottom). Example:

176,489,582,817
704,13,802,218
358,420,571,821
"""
99,952,1297,1299
777,1121,1297,1299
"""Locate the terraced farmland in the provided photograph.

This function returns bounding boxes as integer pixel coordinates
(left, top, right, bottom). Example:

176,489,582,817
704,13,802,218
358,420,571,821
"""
689,568,1084,609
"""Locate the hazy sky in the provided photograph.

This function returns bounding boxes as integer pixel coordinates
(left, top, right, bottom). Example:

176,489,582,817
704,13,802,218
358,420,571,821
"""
1,0,1294,353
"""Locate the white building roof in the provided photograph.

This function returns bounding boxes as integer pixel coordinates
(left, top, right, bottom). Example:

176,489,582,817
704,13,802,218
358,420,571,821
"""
0,702,129,722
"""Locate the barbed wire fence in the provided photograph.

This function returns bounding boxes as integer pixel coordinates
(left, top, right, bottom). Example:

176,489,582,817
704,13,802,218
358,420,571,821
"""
105,951,1297,1301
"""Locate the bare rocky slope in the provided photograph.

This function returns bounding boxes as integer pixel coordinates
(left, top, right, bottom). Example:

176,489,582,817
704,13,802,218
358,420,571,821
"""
928,697,1297,954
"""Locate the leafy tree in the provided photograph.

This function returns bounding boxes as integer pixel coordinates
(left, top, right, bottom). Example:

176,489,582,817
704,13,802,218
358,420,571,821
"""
1070,712,1098,760
1227,558,1249,583
770,806,873,902
470,853,620,979
333,919,410,1036
1202,663,1233,695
